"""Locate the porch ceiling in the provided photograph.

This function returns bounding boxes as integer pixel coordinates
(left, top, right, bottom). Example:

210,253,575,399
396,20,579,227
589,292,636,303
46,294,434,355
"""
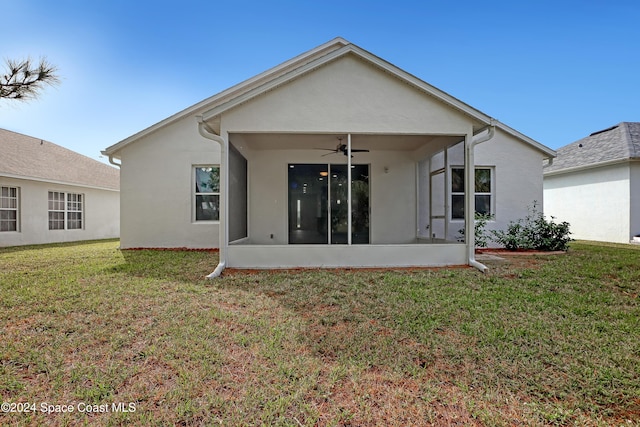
231,133,464,152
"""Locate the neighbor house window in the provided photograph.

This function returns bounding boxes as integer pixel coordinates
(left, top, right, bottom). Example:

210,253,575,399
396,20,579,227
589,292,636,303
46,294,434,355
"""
48,191,83,230
0,186,19,232
194,166,220,221
451,167,493,220
66,193,83,229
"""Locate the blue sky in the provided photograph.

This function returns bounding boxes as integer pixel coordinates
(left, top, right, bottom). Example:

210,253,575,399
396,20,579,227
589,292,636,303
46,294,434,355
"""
1,0,638,163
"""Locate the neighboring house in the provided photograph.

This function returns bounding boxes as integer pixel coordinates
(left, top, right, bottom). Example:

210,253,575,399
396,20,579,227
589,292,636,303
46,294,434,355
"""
544,122,640,244
0,129,120,247
103,37,555,273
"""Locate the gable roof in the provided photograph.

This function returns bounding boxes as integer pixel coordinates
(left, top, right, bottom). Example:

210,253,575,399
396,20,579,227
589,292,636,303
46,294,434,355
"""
103,37,555,158
0,128,119,191
544,122,640,175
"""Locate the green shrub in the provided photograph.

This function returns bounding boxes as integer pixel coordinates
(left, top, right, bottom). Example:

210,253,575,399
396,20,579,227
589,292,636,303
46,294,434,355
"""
491,202,572,251
458,213,494,248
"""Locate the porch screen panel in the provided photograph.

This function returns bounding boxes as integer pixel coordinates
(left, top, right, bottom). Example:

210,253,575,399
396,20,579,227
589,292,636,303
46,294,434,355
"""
288,164,328,244
350,165,370,244
417,159,430,239
330,165,349,244
430,171,446,240
334,164,369,244
228,143,248,242
288,163,368,244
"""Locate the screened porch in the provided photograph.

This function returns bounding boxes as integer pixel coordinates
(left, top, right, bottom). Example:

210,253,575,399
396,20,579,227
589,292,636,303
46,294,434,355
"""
220,132,470,268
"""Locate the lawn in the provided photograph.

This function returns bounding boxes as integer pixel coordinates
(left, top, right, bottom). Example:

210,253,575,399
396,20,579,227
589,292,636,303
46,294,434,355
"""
0,240,638,426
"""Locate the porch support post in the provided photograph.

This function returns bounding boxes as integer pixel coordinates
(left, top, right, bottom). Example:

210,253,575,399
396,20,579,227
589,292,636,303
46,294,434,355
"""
221,133,229,264
347,133,352,245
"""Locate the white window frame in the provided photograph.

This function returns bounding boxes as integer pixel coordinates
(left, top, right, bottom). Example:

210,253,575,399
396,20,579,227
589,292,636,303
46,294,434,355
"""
193,165,220,222
66,193,83,230
48,191,84,230
0,186,19,232
450,166,494,221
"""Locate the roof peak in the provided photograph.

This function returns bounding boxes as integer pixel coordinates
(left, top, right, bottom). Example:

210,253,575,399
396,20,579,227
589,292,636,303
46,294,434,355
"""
104,37,553,158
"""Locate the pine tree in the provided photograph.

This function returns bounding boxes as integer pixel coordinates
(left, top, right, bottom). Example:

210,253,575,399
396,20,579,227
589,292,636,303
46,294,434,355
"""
0,57,59,101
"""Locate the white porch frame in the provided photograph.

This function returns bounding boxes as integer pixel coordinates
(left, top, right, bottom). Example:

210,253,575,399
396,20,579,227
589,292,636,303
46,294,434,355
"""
199,120,495,275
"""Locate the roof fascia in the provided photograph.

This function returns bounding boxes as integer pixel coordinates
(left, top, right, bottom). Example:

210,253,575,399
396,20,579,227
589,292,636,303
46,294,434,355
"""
103,37,350,155
202,43,497,124
543,158,638,176
202,42,555,158
349,45,495,124
202,45,354,121
104,37,554,159
493,121,556,158
354,47,555,157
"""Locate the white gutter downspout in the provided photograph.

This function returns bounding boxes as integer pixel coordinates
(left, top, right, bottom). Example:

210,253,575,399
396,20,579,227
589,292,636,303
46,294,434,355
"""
197,116,227,279
466,121,496,273
106,155,121,168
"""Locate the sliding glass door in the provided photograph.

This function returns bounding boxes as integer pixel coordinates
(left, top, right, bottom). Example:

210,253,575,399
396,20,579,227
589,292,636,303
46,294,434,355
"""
289,164,369,244
288,164,329,244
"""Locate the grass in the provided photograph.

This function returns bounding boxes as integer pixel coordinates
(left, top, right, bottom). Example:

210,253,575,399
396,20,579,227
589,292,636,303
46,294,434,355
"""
0,239,638,426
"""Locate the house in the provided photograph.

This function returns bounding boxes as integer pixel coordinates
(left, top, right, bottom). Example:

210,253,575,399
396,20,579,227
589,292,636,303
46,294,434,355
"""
102,37,555,275
544,122,640,243
0,129,119,247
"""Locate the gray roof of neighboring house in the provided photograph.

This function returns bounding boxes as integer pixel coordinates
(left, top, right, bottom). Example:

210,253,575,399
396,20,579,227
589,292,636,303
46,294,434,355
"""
544,122,640,174
0,128,119,190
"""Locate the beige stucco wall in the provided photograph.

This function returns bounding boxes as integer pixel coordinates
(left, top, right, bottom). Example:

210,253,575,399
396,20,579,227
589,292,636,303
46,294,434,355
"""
445,128,547,243
234,146,419,245
0,176,119,247
118,116,220,248
232,129,547,247
217,54,477,246
220,54,474,135
544,163,631,243
113,53,548,250
631,162,640,239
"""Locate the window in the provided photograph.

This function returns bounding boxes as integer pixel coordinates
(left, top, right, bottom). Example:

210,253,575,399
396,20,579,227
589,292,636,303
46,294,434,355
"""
194,166,220,221
66,193,83,229
451,167,493,220
0,186,18,232
48,191,83,230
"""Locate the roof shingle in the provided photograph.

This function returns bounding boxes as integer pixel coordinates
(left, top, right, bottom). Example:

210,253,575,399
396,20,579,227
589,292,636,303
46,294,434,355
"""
0,128,119,190
544,122,640,173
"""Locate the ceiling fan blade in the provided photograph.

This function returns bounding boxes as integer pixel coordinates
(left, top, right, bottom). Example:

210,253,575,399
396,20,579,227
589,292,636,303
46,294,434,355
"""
316,146,368,156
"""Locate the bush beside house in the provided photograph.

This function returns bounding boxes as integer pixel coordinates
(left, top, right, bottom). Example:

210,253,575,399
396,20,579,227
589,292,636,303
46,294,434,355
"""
461,202,572,251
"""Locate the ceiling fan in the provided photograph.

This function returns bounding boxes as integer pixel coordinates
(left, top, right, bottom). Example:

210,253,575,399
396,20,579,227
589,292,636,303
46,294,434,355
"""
317,137,370,157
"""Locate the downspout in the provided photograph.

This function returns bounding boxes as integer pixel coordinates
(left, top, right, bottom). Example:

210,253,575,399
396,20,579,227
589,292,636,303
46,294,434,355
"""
107,155,121,168
466,121,496,273
197,116,227,279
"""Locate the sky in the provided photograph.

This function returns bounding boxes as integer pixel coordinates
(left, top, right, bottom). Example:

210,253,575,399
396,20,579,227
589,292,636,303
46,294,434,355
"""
1,0,638,164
